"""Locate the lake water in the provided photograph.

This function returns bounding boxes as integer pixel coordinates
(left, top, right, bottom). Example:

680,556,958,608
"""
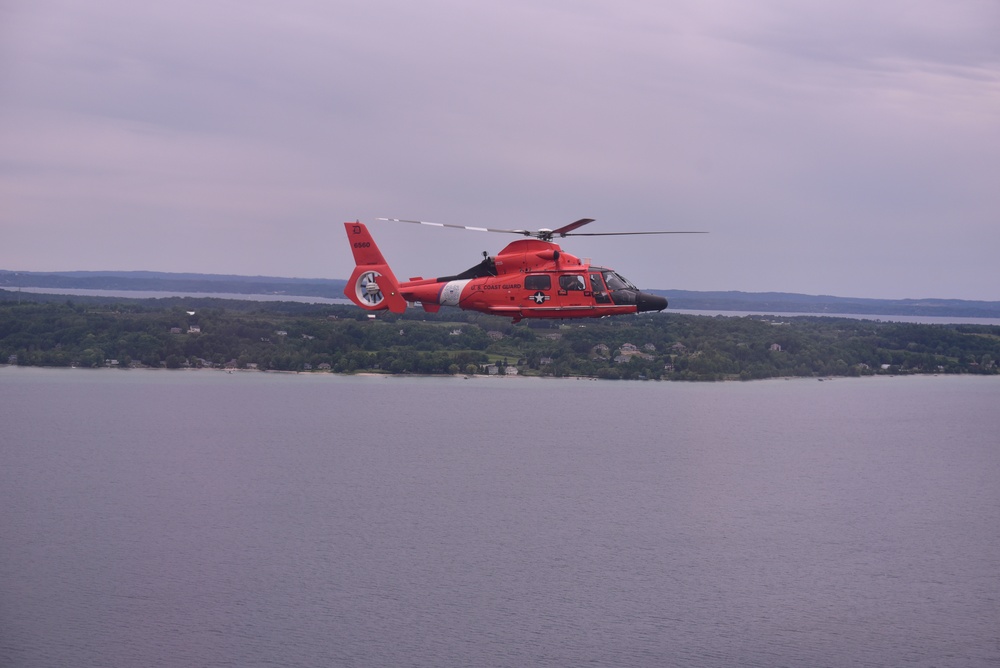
7,287,351,305
2,368,998,667
670,309,1000,326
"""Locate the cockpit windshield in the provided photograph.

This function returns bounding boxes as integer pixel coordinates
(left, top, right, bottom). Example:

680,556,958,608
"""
602,271,637,291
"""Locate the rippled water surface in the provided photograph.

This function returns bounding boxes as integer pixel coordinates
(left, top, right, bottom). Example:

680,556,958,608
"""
2,368,998,667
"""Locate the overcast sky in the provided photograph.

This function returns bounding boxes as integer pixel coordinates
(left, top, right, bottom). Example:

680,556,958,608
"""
2,0,998,300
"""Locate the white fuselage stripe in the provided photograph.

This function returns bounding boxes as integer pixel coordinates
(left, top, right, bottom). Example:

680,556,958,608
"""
439,279,471,307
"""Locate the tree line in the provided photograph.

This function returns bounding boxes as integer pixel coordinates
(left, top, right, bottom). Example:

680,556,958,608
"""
1,297,998,380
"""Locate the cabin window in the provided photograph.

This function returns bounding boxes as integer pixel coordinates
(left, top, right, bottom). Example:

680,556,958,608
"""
525,275,551,290
559,275,586,291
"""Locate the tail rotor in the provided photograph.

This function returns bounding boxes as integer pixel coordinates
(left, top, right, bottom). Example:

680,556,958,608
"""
356,270,385,307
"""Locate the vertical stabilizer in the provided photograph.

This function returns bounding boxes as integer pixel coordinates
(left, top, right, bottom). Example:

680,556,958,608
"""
343,222,407,313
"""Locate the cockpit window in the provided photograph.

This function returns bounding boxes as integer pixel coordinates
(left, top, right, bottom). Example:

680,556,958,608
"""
590,273,611,303
602,271,636,291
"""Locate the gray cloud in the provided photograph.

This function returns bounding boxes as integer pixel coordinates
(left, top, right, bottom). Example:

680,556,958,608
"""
2,0,998,299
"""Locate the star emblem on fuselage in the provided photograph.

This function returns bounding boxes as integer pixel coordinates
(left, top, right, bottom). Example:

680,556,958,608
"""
529,291,550,305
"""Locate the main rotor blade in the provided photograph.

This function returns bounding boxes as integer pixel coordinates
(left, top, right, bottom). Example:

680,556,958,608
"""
551,218,596,237
564,231,709,236
378,217,707,240
378,218,531,236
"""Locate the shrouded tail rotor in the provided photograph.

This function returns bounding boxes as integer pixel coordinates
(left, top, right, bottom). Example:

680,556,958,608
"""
355,270,385,307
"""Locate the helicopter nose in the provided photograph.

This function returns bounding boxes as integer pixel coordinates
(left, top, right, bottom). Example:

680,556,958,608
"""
636,292,668,313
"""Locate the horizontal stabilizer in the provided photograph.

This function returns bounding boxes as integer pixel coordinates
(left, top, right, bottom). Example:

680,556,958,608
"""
374,274,407,313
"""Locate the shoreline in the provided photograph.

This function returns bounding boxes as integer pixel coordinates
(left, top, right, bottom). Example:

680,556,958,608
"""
3,363,996,384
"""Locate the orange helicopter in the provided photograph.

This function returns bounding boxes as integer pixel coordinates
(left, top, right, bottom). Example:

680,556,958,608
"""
343,218,705,322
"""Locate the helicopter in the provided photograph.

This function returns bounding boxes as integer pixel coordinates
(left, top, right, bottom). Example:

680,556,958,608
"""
343,217,705,322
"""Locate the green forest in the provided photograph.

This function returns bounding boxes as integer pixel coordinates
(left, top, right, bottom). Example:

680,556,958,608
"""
2,297,999,380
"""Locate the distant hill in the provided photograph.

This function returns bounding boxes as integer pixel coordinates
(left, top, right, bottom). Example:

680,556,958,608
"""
650,290,1000,318
0,270,348,299
3,270,999,318
651,290,1000,319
